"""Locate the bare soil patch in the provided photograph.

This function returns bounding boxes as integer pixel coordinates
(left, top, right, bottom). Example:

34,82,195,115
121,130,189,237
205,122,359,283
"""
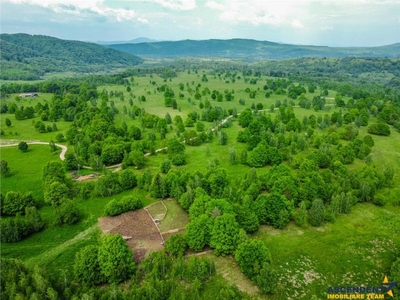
98,209,164,263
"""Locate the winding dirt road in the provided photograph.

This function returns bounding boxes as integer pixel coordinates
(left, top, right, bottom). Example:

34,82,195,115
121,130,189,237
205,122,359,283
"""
0,141,68,161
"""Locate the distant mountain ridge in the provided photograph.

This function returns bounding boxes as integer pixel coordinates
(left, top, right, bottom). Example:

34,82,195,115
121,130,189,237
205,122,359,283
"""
106,38,400,59
97,37,160,45
0,33,143,80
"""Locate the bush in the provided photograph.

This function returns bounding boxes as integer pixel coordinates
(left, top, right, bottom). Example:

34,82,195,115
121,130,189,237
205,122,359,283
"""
1,207,44,242
235,240,271,280
367,123,391,136
18,141,28,152
0,160,11,177
165,233,187,257
104,195,143,216
56,200,79,225
372,195,387,206
2,191,36,216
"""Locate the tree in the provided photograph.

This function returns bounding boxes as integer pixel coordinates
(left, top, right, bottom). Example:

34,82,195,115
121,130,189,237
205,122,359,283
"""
165,233,187,257
44,181,69,207
256,263,277,294
186,214,211,252
5,118,11,127
150,173,166,198
119,169,137,190
210,214,240,256
64,153,79,170
56,200,79,225
18,141,28,152
1,160,11,177
295,201,308,228
235,206,259,233
252,193,293,229
98,234,135,283
238,109,253,128
168,137,186,166
235,240,271,280
43,161,66,184
74,245,105,285
219,131,228,145
367,123,391,136
2,191,35,215
160,159,172,174
309,199,325,226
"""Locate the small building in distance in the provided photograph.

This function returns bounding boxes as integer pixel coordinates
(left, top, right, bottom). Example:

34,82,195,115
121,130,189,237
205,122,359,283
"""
19,93,38,98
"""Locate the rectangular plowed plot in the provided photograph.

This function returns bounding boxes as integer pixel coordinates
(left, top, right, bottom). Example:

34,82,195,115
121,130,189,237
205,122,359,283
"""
98,210,163,263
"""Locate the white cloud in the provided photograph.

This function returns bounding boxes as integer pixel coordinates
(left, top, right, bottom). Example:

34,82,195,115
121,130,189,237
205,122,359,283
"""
152,0,196,11
205,0,224,10
138,17,149,24
5,0,137,21
291,20,304,28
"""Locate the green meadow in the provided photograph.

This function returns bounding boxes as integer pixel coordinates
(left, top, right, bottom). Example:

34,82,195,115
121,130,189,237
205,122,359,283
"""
1,67,399,299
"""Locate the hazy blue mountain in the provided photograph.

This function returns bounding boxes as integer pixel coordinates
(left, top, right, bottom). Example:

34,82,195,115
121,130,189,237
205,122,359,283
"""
106,38,400,59
0,33,143,80
97,37,160,45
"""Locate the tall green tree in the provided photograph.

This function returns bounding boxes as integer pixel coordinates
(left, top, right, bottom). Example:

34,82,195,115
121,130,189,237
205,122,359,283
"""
235,240,271,280
74,245,105,285
210,214,240,256
98,234,135,283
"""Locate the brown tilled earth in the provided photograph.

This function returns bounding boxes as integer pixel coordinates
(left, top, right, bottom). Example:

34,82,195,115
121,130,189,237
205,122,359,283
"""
98,209,164,263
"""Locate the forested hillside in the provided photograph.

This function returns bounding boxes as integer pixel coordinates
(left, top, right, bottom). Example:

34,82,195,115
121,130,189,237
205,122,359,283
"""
106,38,400,59
0,34,143,80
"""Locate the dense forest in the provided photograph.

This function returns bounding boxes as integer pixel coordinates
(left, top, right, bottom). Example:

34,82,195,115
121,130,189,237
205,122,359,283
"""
0,34,143,80
1,56,400,299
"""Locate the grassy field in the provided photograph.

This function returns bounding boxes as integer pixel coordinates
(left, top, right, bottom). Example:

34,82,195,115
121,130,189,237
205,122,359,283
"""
1,69,399,299
158,199,189,233
0,144,60,201
256,203,400,299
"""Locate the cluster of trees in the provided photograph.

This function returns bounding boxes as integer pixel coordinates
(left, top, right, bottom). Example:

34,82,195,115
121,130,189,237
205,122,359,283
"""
104,195,143,216
0,191,43,242
43,162,79,225
69,233,247,299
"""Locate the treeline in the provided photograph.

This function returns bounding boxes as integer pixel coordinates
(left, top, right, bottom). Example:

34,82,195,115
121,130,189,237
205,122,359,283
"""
1,238,249,300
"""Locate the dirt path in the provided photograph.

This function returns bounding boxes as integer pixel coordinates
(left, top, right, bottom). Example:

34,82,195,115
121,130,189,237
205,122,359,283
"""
0,140,68,160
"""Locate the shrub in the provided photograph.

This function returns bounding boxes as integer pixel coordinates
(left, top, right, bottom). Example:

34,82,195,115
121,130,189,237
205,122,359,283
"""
2,191,35,216
18,141,28,152
165,233,187,257
367,123,391,136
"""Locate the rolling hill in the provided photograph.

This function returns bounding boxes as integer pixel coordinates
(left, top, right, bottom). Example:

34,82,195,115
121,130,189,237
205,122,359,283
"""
0,34,144,80
106,38,400,60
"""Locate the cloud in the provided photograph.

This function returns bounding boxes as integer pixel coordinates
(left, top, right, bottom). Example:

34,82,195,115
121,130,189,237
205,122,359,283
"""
320,25,334,31
205,0,224,10
291,20,304,28
5,0,137,22
152,0,196,11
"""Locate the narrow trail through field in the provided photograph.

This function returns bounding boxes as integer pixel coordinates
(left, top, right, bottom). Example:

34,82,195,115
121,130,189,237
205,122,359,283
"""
26,224,98,266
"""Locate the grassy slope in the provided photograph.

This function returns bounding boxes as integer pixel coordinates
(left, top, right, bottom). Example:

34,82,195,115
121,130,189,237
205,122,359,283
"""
0,144,60,200
1,70,399,298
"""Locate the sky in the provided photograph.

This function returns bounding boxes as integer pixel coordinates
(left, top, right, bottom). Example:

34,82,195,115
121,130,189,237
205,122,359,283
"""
1,0,399,47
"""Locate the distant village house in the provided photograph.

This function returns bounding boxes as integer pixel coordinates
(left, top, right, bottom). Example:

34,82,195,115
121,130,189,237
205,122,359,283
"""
19,93,38,98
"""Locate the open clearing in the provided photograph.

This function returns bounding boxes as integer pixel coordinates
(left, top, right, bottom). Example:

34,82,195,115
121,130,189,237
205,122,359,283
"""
98,209,164,262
